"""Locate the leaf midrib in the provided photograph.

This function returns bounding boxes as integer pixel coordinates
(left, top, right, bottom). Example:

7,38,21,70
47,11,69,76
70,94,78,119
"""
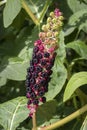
9,101,21,130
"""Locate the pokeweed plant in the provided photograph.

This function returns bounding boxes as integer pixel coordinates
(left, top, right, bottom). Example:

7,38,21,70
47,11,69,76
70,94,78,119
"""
0,0,87,130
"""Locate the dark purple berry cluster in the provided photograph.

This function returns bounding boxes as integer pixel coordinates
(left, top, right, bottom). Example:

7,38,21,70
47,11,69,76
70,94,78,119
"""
25,40,57,116
25,8,63,117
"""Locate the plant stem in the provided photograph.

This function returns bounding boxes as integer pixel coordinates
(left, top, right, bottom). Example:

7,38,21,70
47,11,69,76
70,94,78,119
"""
22,0,39,26
32,112,37,130
76,88,87,106
73,96,78,110
38,104,87,130
39,0,51,23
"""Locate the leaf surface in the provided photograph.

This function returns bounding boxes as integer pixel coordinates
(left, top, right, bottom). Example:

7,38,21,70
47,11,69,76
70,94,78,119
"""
80,115,87,130
3,0,21,27
66,40,87,59
64,9,87,36
63,72,87,102
0,97,29,130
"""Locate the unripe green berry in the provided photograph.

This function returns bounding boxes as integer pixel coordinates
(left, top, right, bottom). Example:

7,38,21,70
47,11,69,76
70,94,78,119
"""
47,17,51,23
47,32,52,37
59,16,64,21
52,24,58,30
50,12,55,18
58,21,63,26
54,32,59,37
52,18,57,23
42,25,47,31
46,24,50,30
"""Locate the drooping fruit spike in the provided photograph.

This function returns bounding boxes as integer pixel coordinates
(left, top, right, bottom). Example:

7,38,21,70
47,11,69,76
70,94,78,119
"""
25,8,63,117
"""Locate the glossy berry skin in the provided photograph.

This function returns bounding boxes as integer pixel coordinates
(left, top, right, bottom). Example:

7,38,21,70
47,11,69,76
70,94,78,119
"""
44,52,50,58
25,8,63,117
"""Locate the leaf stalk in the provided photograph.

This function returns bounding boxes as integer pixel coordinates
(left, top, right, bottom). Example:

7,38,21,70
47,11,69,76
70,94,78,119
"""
22,0,39,26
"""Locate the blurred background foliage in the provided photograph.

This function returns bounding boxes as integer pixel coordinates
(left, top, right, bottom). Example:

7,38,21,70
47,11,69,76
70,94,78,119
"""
0,0,87,130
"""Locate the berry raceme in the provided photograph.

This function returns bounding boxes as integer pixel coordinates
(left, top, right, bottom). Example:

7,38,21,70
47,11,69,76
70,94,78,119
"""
25,8,63,117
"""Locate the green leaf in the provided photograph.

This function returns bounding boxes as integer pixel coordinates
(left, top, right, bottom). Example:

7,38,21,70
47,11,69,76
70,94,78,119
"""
80,115,87,130
0,57,28,81
67,0,87,13
0,97,29,130
45,59,67,101
37,100,57,125
3,0,22,28
58,31,66,62
0,77,7,87
63,72,87,102
64,9,87,36
66,40,87,59
25,0,46,19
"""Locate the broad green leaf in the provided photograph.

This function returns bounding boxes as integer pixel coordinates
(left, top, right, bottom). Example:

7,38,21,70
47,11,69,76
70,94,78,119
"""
58,31,66,62
79,19,87,33
0,57,28,81
25,0,47,19
45,59,67,101
64,9,87,36
18,26,39,60
66,40,87,59
0,27,39,81
37,100,57,125
0,97,29,130
80,115,87,130
3,0,22,27
67,0,87,13
63,72,87,102
0,77,7,87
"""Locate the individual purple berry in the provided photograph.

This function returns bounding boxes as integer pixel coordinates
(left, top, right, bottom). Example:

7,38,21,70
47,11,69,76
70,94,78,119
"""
27,72,31,78
50,58,55,65
30,66,34,72
46,64,53,70
36,65,43,72
44,86,48,92
40,59,47,66
38,90,45,96
33,46,39,53
32,72,38,78
44,52,50,58
41,72,48,78
33,84,39,90
33,99,39,105
30,92,36,98
25,79,30,87
30,60,34,66
27,100,32,105
37,53,43,59
30,78,36,84
41,97,46,103
27,68,30,72
33,58,39,64
47,77,51,82
32,53,36,58
26,87,32,93
39,79,46,86
48,70,53,75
